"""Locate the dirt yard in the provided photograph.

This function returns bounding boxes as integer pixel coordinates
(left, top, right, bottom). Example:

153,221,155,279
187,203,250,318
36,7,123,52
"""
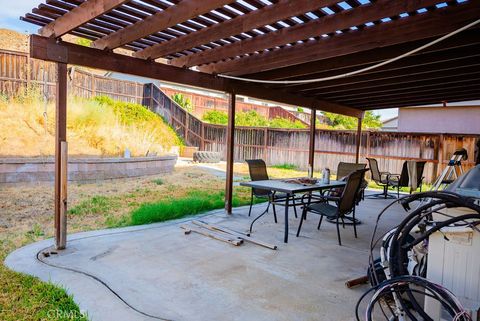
0,161,307,250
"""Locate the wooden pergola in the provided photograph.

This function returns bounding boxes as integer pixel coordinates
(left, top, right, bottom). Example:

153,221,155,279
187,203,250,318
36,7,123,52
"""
22,0,480,249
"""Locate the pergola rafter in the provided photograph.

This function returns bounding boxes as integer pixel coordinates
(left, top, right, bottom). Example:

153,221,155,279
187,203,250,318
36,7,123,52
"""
198,1,479,75
92,0,235,50
39,0,129,38
133,0,339,60
170,0,442,68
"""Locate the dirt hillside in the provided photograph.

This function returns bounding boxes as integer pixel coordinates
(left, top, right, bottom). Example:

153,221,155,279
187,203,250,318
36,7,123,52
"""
0,29,29,52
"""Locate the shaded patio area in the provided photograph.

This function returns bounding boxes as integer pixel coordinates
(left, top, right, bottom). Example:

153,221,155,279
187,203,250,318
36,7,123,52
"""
6,194,406,321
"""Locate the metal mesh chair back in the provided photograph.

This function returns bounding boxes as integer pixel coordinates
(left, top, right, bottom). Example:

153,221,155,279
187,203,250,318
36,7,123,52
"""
398,161,427,187
367,158,382,182
338,169,367,215
246,159,270,197
416,161,427,186
337,162,367,179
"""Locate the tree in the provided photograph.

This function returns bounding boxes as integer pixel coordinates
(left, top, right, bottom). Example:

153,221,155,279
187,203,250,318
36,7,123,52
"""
171,93,193,113
322,111,382,130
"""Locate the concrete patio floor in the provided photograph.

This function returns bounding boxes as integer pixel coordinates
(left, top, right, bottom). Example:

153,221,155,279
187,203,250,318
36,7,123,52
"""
6,193,407,321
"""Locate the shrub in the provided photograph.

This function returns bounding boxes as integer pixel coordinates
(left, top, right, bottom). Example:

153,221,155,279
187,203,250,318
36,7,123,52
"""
202,110,228,125
235,110,269,127
269,117,306,129
323,111,382,129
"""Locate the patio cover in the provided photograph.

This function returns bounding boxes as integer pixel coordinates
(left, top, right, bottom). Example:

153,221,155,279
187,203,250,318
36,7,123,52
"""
20,0,480,248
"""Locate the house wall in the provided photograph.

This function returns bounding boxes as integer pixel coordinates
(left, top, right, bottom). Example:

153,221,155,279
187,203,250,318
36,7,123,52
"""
381,117,398,131
398,107,480,134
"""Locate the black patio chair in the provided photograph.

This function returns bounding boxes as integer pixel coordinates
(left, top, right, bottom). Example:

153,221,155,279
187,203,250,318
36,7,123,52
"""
330,162,368,202
366,157,395,199
245,159,297,223
296,169,367,246
388,161,426,198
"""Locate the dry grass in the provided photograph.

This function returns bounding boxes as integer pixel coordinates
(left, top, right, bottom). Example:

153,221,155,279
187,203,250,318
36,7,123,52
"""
0,92,182,157
0,29,29,52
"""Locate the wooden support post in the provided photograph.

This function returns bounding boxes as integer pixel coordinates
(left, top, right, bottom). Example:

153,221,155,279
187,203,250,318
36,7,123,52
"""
225,92,236,214
355,115,363,164
200,122,205,151
308,109,316,177
55,63,68,250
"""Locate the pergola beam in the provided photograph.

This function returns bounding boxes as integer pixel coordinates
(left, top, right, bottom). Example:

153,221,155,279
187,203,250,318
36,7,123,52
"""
39,0,128,38
199,2,479,75
171,0,441,68
134,0,339,60
92,0,233,50
30,34,362,118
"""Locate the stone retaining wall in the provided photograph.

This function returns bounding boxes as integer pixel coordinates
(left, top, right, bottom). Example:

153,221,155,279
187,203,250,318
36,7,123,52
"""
0,156,177,183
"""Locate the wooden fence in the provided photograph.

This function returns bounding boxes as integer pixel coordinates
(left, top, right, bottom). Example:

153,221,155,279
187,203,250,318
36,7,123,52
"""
144,83,479,183
1,49,478,183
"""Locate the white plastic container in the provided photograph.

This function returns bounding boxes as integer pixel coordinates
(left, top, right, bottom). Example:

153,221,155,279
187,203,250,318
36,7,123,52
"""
425,208,480,320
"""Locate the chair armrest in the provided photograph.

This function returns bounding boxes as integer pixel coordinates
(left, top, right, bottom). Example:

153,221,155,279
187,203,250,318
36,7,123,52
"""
322,195,340,202
387,173,400,179
299,193,326,206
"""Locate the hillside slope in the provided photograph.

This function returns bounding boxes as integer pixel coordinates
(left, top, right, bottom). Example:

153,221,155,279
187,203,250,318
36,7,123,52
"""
0,93,183,157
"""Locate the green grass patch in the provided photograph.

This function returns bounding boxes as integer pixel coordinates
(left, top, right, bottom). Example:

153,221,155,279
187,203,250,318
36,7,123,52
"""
270,163,298,170
367,180,432,193
0,238,88,321
129,188,261,226
68,195,118,216
152,178,164,185
0,263,88,321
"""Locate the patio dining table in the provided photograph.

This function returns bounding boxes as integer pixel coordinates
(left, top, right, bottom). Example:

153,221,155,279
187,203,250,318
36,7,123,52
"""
240,179,346,243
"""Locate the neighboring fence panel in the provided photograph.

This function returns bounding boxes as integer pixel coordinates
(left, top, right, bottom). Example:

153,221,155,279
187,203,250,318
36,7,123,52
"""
1,49,478,183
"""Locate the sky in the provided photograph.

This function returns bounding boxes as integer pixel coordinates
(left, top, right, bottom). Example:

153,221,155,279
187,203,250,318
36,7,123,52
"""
0,0,399,120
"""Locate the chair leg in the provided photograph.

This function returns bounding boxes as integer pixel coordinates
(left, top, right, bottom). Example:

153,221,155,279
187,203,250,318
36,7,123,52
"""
317,215,324,230
296,207,307,237
293,199,298,218
272,203,278,223
336,217,342,246
248,192,254,217
384,185,388,199
397,186,400,198
352,208,358,238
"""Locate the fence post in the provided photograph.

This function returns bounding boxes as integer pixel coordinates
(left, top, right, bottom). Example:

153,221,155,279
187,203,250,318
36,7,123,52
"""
355,115,363,164
437,134,445,178
91,73,95,98
185,111,189,144
365,131,371,158
264,127,268,161
200,122,205,150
